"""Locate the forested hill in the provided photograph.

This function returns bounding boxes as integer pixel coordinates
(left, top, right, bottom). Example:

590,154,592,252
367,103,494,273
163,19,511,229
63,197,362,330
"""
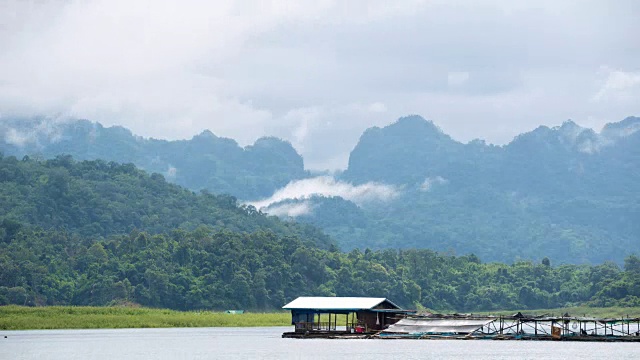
2,220,640,310
0,153,639,311
0,118,305,199
0,154,330,248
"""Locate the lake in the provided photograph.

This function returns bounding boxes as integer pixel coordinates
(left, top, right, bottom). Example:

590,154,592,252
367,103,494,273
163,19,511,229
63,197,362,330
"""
1,327,637,360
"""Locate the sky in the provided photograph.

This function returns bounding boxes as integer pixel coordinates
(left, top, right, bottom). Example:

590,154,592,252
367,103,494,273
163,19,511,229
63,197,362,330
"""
1,0,639,170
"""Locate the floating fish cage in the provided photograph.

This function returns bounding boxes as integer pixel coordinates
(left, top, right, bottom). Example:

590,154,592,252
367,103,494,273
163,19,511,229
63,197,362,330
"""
376,313,640,342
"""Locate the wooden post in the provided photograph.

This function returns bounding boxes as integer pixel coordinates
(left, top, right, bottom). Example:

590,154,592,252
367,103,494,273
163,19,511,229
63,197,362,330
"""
627,316,630,336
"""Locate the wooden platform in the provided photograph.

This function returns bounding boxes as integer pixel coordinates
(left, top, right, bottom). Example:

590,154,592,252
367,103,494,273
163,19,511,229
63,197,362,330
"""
282,331,373,339
282,331,640,342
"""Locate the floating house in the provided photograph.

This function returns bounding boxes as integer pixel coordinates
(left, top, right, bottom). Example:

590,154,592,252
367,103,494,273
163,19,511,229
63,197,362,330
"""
281,299,640,341
282,297,414,338
281,296,640,341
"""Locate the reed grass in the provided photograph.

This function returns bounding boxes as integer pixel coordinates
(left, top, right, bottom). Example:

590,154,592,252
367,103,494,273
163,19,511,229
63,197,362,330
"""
3,305,639,330
0,305,290,330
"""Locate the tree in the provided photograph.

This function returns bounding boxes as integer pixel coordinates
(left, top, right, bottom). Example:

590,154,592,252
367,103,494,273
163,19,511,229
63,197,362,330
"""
624,255,640,274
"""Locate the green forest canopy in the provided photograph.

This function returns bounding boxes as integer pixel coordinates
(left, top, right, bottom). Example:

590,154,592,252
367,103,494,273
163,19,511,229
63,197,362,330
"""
1,154,639,311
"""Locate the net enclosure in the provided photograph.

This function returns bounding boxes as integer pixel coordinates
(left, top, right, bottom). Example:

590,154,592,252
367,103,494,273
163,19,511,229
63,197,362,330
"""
382,317,495,335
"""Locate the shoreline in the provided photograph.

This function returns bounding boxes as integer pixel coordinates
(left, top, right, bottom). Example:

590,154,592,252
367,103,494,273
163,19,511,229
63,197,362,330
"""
2,305,639,331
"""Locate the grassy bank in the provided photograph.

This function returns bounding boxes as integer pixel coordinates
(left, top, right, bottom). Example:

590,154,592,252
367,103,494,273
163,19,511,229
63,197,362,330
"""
0,306,290,330
3,305,640,330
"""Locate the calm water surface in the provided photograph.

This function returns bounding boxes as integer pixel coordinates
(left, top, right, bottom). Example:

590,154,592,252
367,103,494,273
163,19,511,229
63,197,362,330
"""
1,327,637,360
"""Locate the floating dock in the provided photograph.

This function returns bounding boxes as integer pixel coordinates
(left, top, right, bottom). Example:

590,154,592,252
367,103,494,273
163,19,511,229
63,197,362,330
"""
280,297,640,342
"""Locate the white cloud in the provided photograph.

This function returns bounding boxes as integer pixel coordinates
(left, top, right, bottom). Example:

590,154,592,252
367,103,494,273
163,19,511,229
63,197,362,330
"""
593,67,640,103
263,201,313,217
165,165,177,179
576,138,608,155
248,176,398,210
562,116,640,154
368,102,387,113
281,107,322,152
419,176,448,191
1,1,639,169
4,128,30,147
447,72,469,87
1,115,66,147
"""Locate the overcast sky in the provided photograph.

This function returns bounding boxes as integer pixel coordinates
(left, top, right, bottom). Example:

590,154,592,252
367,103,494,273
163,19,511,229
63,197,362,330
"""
1,0,639,169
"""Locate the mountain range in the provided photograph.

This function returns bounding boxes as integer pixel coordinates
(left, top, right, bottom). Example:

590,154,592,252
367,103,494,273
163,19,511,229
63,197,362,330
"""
326,115,640,263
0,118,305,200
1,114,638,264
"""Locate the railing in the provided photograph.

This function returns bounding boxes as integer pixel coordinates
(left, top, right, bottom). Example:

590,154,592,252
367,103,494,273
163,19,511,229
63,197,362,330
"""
295,322,336,331
295,321,362,332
